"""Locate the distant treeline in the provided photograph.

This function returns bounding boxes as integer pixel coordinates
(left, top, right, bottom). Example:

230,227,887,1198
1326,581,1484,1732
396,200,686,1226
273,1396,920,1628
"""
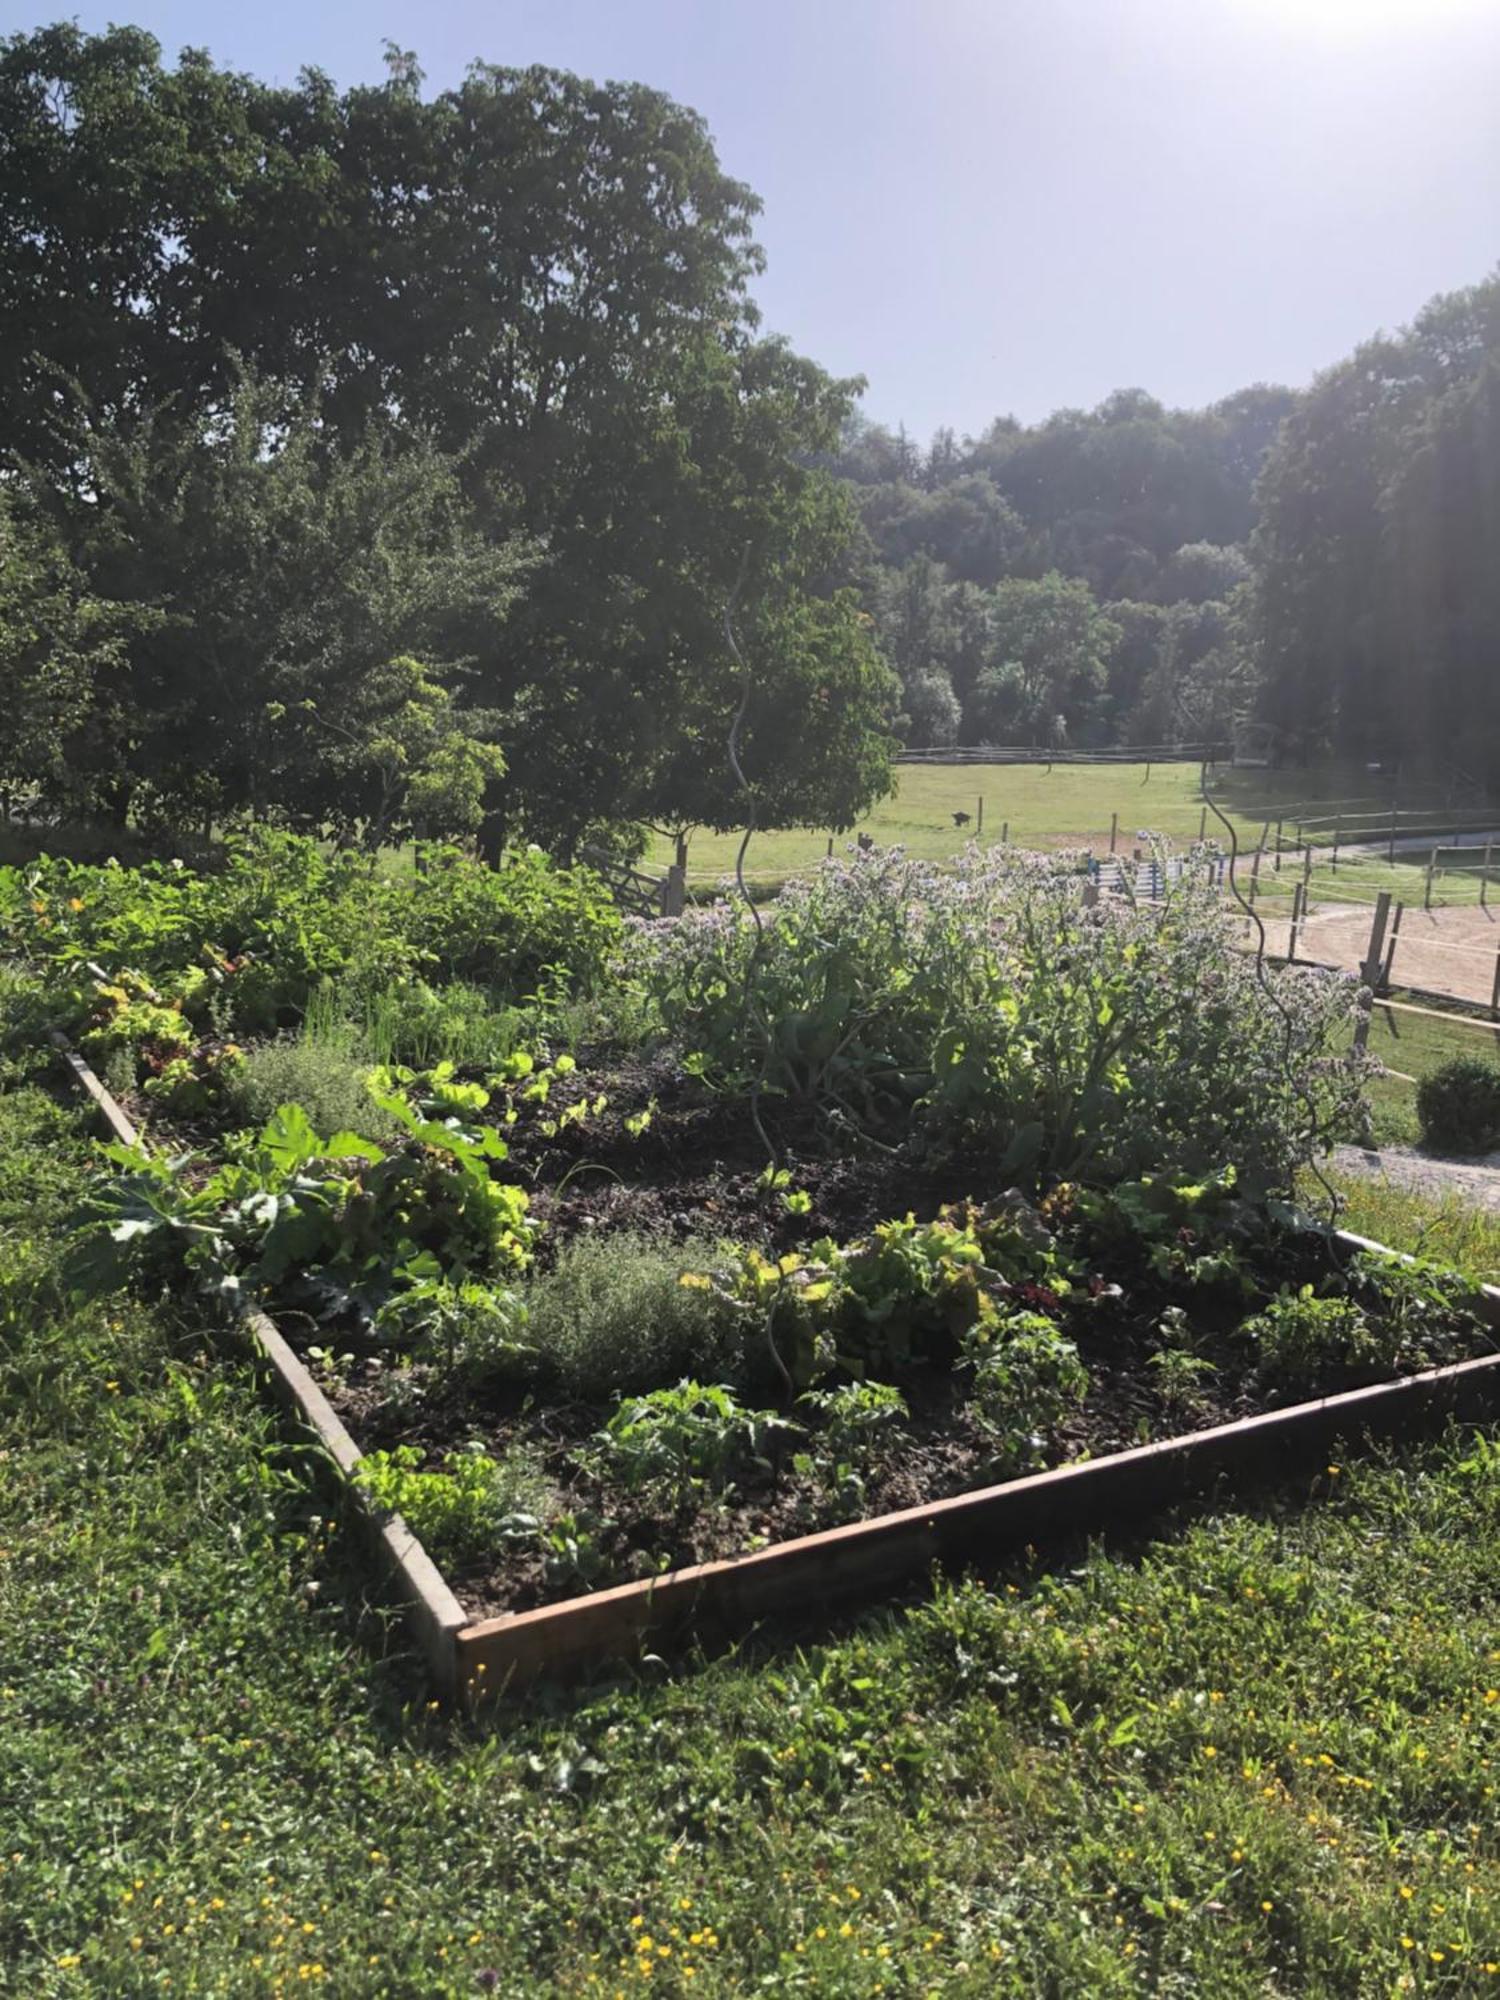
830,279,1500,779
1,22,1496,862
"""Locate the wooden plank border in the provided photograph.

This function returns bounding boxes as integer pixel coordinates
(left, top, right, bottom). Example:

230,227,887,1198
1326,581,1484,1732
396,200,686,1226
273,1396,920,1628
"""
237,1306,468,1696
49,1030,1500,1703
457,1328,1500,1697
49,1029,140,1147
51,1035,469,1697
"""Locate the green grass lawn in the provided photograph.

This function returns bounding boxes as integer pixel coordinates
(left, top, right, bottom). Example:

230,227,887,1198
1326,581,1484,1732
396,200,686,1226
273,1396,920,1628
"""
1352,1003,1500,1147
644,760,1500,892
7,1040,1500,1995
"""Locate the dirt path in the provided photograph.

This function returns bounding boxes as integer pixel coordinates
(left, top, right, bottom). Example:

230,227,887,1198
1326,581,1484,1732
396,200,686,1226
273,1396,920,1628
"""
1332,1142,1500,1213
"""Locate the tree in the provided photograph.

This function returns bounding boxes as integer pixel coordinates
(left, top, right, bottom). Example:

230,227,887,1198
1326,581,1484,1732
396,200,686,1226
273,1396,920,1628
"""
1251,271,1500,766
964,574,1120,744
44,371,529,833
0,489,128,819
1,29,895,850
1154,541,1250,607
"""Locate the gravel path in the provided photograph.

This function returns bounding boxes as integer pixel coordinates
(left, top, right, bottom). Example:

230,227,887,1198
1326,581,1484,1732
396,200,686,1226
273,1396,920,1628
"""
1332,1142,1500,1213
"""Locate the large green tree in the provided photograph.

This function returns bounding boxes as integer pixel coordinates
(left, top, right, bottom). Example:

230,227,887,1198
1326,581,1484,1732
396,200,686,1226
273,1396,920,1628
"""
1252,273,1500,770
0,490,128,819
1,26,893,849
966,574,1120,746
39,372,526,836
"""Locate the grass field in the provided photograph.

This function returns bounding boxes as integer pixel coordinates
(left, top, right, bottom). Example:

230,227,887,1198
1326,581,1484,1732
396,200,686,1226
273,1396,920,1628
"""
644,760,1500,892
7,1028,1500,1994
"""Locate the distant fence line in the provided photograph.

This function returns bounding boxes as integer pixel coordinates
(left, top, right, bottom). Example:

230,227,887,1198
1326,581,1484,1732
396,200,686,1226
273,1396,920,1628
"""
896,742,1230,768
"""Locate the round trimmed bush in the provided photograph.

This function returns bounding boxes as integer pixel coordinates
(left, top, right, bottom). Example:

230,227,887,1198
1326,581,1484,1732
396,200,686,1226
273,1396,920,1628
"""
1416,1055,1500,1154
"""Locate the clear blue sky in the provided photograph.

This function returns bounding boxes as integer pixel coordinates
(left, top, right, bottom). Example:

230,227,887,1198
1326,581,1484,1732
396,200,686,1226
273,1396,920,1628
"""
8,0,1498,439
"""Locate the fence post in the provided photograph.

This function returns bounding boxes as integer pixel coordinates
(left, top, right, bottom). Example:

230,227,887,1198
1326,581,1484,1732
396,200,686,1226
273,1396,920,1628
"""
1274,816,1284,871
1288,879,1305,962
1381,902,1404,991
665,862,687,918
1425,846,1438,912
1002,820,1009,845
976,796,983,835
1110,811,1118,855
826,836,834,859
1353,892,1393,1052
1484,839,1493,911
1199,806,1207,843
1249,847,1262,905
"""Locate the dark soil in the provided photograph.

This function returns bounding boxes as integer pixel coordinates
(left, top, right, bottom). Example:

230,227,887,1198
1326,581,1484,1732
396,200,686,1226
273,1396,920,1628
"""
128,1041,1494,1621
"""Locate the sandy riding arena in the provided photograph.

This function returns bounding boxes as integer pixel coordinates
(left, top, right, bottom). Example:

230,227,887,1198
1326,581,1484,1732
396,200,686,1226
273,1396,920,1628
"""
1288,900,1500,1007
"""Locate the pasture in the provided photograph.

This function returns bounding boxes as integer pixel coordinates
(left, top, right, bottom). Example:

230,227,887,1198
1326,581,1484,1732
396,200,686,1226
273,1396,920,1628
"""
645,758,1500,892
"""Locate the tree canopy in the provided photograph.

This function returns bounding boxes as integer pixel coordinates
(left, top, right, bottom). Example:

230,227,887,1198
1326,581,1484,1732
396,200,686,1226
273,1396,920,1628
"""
0,24,895,851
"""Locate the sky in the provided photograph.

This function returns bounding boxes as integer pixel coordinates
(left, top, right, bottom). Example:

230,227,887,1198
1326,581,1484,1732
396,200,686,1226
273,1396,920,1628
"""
7,0,1498,440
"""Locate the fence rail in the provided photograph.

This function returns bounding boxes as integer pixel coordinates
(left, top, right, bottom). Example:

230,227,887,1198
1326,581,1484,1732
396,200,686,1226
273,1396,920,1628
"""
896,741,1230,767
579,846,685,920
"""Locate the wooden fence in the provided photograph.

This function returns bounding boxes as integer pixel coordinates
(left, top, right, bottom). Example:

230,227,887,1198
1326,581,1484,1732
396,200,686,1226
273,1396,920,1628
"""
579,845,685,920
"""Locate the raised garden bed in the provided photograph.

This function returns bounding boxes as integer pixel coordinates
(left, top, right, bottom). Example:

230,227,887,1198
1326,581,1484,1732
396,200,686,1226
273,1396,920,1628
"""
54,1036,1500,1701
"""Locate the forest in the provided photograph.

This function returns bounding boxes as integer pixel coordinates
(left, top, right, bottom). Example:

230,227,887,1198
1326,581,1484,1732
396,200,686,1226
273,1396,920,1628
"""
2,22,1498,859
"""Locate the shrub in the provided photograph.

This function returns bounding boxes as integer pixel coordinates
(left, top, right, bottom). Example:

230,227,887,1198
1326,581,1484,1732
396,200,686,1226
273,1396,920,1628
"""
631,843,1366,1193
525,1233,746,1400
1416,1056,1500,1155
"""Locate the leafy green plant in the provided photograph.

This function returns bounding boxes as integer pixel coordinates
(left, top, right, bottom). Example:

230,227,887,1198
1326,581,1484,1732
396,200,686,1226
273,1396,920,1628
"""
959,1309,1089,1473
595,1382,799,1509
1148,1346,1218,1418
1073,1167,1257,1292
371,1278,535,1385
69,1098,538,1323
358,979,528,1071
1342,1245,1483,1354
792,1380,908,1520
7,828,620,1036
141,1038,248,1117
1241,1287,1383,1388
1416,1056,1500,1155
710,1197,1069,1390
353,1443,549,1566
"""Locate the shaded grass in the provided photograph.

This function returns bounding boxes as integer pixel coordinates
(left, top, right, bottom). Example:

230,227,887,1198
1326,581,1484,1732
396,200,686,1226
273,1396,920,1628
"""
5,1053,1500,1992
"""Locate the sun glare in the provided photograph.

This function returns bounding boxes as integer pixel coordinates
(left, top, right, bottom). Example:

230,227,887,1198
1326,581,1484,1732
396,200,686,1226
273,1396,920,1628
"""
1238,0,1490,40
